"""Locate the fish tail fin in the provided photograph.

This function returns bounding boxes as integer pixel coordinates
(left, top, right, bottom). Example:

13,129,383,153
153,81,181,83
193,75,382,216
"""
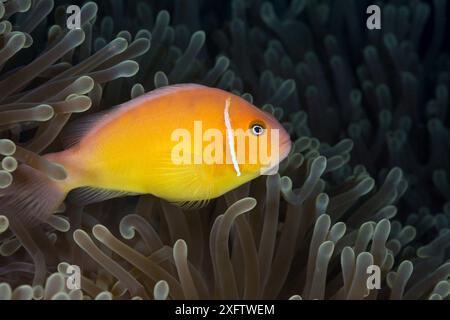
0,164,69,226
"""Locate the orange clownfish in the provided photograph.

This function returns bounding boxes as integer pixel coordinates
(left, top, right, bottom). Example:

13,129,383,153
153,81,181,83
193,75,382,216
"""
2,84,292,224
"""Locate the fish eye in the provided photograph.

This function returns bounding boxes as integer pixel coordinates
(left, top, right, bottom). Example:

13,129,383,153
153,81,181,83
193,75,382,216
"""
250,123,265,136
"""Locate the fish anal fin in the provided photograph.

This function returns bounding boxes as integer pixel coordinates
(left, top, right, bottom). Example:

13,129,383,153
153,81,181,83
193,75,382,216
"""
67,186,139,206
169,198,211,210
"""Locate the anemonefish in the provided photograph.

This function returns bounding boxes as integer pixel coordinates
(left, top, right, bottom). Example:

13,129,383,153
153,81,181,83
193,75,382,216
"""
2,84,292,225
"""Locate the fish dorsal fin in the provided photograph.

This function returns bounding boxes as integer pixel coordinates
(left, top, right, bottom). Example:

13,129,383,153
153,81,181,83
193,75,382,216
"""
61,84,208,148
169,198,211,210
67,186,139,206
60,110,111,148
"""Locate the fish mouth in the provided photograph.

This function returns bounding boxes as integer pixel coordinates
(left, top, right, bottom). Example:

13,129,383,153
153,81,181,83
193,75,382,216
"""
259,139,292,175
279,138,292,162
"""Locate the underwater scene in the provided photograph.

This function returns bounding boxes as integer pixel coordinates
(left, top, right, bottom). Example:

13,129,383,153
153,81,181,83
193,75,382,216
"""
0,0,450,303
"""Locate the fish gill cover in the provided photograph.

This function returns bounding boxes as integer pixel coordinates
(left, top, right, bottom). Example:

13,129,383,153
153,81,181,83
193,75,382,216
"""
0,0,449,300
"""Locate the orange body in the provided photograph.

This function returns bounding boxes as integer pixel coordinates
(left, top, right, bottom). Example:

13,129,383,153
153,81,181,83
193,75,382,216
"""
47,84,292,203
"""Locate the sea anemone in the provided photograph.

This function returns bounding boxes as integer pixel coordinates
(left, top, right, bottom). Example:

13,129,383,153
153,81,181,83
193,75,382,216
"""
0,0,149,289
1,132,449,300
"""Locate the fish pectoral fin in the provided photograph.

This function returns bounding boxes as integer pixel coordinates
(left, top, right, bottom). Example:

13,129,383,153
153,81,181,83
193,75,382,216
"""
151,151,216,206
157,167,215,210
169,198,212,210
67,187,140,206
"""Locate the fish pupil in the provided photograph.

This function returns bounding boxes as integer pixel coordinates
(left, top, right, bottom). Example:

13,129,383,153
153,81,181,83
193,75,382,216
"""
251,124,264,136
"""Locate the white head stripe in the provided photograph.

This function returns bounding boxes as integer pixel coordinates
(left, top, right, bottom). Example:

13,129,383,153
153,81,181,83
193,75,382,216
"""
224,98,241,177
